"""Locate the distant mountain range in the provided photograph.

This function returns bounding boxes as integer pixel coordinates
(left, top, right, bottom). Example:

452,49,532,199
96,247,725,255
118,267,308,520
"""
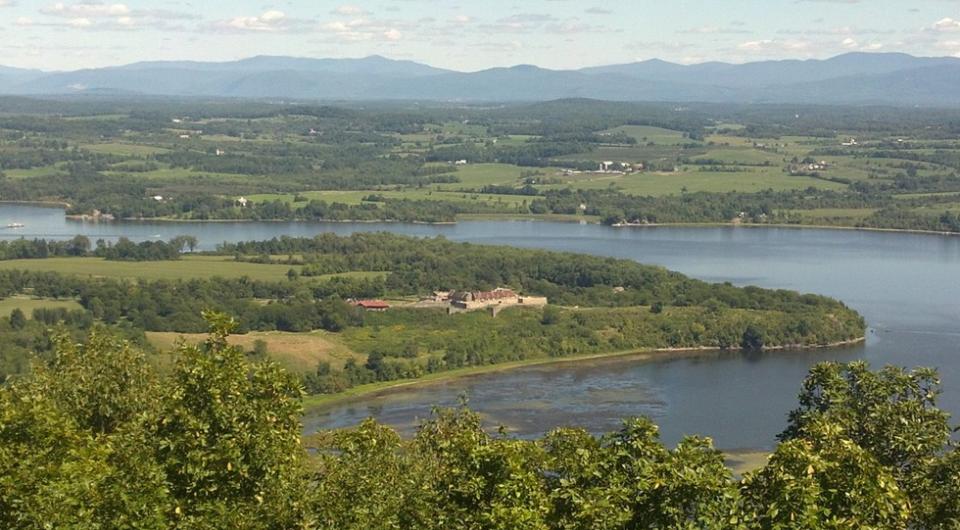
3,52,960,106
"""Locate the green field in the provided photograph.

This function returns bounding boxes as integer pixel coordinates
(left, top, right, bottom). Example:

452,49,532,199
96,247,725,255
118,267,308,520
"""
557,145,708,163
147,330,360,372
693,148,783,165
0,256,391,282
246,188,534,209
102,166,254,183
80,143,171,156
4,165,65,179
545,167,844,196
0,296,83,316
601,125,690,145
3,99,959,234
434,163,530,189
0,255,295,281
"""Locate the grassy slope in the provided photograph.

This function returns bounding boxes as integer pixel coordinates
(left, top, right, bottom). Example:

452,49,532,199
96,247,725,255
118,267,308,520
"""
146,330,361,372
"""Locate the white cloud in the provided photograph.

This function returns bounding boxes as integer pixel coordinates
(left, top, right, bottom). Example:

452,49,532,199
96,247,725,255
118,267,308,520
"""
930,17,960,32
68,17,93,28
477,13,603,36
738,39,811,53
35,2,194,31
841,37,858,48
934,39,960,56
41,2,131,18
679,25,751,35
320,16,405,42
220,10,294,32
14,16,32,26
333,5,367,16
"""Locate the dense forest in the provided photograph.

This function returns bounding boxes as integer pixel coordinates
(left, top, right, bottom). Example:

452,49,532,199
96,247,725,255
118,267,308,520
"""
1,321,956,528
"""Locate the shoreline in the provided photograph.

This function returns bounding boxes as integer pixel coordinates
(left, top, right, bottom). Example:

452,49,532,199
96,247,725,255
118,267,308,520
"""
0,200,72,209
64,215,460,226
46,207,960,237
609,220,960,238
302,336,866,412
68,217,960,238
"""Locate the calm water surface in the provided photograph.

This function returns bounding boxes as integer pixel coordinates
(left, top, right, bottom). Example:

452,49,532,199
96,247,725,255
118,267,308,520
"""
3,204,959,450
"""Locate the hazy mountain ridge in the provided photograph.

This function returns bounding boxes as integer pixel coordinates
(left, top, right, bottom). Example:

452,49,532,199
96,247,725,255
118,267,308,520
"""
4,53,960,105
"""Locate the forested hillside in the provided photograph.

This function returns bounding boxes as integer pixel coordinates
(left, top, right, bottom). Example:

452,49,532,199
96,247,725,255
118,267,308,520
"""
1,321,956,528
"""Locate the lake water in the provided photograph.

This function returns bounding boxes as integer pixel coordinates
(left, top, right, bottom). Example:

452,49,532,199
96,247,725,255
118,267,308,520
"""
3,204,959,450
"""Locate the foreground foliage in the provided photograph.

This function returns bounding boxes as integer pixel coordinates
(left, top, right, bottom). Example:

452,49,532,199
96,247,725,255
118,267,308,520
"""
0,318,957,528
0,313,306,529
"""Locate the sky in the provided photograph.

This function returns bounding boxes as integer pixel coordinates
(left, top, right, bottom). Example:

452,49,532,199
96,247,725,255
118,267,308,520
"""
3,0,960,71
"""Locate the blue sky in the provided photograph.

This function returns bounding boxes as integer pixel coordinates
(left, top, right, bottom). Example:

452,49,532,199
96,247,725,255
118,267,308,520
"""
3,1,960,71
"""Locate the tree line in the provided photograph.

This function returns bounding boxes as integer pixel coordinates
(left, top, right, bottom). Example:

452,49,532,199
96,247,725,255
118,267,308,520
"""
0,236,197,261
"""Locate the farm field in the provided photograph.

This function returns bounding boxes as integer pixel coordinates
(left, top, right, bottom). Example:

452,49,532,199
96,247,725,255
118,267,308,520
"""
3,165,66,179
543,167,844,196
246,188,534,209
600,125,690,145
0,255,390,283
2,97,959,232
0,296,84,316
146,330,360,372
80,143,171,156
0,255,294,281
433,163,532,188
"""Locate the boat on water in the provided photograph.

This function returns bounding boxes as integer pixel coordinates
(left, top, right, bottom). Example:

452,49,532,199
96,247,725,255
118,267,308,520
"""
4,222,25,229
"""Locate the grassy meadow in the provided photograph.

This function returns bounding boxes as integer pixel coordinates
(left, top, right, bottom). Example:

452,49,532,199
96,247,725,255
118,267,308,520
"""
0,255,295,282
0,296,84,316
146,330,361,372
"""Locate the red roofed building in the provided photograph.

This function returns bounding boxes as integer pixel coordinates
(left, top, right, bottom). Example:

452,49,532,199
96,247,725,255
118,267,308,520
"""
354,300,390,312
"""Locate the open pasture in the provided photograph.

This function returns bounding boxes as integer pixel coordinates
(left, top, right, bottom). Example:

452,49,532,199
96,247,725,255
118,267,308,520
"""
146,330,360,372
0,296,84,316
0,255,295,282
